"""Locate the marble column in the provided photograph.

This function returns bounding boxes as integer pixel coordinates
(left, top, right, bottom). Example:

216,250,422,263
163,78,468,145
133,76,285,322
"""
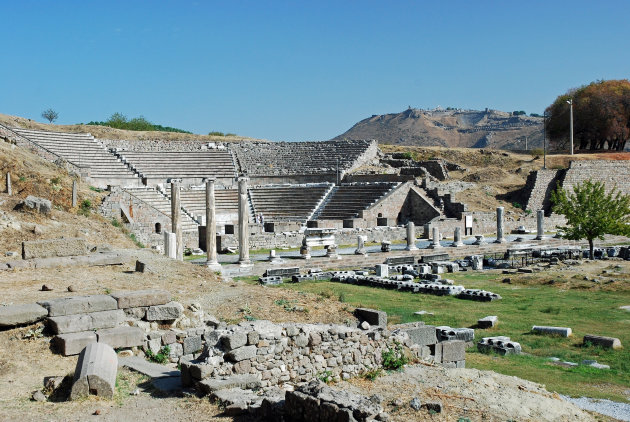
451,227,463,247
171,180,183,261
72,180,78,208
355,235,367,255
495,206,506,243
405,222,418,251
6,173,11,195
164,231,176,259
429,227,442,249
238,177,251,265
535,209,546,240
205,178,220,270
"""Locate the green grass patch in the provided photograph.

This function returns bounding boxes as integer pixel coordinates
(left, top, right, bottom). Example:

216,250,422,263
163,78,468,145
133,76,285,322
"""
278,271,630,401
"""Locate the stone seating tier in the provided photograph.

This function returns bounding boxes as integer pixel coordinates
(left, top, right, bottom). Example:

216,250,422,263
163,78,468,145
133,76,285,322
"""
175,189,239,217
124,188,198,231
119,151,236,180
249,185,331,221
316,184,398,220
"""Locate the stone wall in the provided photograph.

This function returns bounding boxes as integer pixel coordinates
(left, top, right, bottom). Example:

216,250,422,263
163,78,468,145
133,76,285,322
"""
99,138,214,152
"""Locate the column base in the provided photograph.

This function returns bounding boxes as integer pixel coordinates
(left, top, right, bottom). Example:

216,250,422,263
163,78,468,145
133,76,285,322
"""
494,238,507,244
535,235,547,241
238,260,252,267
428,243,442,249
206,261,221,271
451,241,463,247
405,245,418,251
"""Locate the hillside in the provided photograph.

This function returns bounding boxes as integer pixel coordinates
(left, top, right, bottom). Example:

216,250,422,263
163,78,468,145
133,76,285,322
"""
335,108,544,150
0,113,267,143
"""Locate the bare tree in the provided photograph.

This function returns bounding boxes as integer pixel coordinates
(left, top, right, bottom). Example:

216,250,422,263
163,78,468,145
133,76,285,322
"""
41,108,59,123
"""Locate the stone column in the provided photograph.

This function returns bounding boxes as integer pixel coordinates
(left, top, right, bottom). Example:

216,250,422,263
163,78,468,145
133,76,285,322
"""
429,227,442,249
72,180,78,208
164,231,176,259
535,209,546,240
451,227,463,247
205,179,220,270
495,206,506,243
6,172,11,195
405,222,418,251
170,180,183,261
237,177,251,266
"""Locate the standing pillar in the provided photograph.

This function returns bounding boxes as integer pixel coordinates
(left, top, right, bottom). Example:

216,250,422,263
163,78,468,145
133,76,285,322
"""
205,179,220,270
355,235,367,255
237,177,251,266
72,180,78,208
535,209,546,240
495,206,506,243
451,227,463,247
429,226,442,249
164,231,176,259
405,222,418,251
6,173,11,195
170,180,183,261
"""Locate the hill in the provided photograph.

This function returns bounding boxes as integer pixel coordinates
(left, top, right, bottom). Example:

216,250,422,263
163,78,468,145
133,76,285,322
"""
0,113,267,143
335,108,544,150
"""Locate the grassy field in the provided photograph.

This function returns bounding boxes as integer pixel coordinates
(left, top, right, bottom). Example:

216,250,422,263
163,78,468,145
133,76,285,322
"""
252,266,630,402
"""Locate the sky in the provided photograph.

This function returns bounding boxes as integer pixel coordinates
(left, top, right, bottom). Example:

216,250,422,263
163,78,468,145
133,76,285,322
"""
1,1,629,141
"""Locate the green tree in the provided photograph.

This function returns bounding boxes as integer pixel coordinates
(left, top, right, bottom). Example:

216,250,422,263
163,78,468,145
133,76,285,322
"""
551,180,630,259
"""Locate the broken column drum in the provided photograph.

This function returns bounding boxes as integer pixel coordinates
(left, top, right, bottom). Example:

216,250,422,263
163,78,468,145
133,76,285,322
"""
164,231,176,259
536,209,545,240
405,222,418,251
171,180,183,261
430,226,442,249
70,343,118,400
355,235,367,255
452,227,463,247
237,177,251,265
205,179,220,268
495,206,506,243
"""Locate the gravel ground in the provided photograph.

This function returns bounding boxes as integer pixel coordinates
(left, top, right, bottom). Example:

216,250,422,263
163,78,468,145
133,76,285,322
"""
561,396,630,422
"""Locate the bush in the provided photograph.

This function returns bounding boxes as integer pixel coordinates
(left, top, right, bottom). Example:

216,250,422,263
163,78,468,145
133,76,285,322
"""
78,199,92,216
362,368,382,381
145,345,170,364
381,342,408,370
208,131,225,136
86,113,191,134
530,148,544,156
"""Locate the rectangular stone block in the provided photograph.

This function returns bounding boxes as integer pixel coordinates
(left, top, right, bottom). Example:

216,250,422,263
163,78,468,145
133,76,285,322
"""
162,330,177,345
430,342,442,363
225,345,257,362
183,336,203,355
96,326,145,349
38,295,118,317
55,331,97,356
354,308,387,327
48,309,125,334
441,340,466,363
146,302,182,321
532,326,572,337
0,303,48,327
197,374,261,394
375,264,388,278
110,289,170,309
404,325,437,347
583,334,623,350
22,238,87,260
478,316,498,329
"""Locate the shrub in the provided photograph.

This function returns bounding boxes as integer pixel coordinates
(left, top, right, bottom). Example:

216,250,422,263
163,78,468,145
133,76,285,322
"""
381,342,408,370
111,218,121,228
530,148,544,156
362,368,382,381
208,131,225,136
145,345,170,364
78,199,92,216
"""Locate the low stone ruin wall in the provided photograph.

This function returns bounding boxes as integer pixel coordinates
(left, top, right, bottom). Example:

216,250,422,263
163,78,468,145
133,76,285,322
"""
99,138,211,152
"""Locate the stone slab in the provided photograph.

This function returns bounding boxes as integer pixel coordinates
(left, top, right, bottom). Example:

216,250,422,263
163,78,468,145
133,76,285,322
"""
118,356,180,378
97,326,145,349
22,238,87,260
403,325,437,347
197,374,262,394
225,345,257,362
38,295,117,317
48,309,125,334
110,289,170,309
478,316,498,329
55,331,97,356
146,302,182,321
0,303,48,327
70,343,118,400
183,336,203,355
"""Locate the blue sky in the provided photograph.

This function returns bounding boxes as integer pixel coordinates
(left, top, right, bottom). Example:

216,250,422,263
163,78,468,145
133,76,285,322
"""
1,1,629,141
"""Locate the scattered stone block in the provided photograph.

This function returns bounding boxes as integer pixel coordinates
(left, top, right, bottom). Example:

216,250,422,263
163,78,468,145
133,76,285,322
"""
134,260,146,273
222,332,248,350
146,302,182,321
183,336,203,355
22,238,87,260
225,345,257,362
402,325,437,347
375,264,388,278
38,295,117,317
583,334,623,349
477,336,522,355
48,309,125,334
0,303,48,327
70,343,118,400
532,326,572,337
197,374,262,394
19,195,52,215
162,330,177,345
354,308,387,327
96,326,145,348
54,331,97,356
440,340,466,363
478,316,498,328
110,289,170,309
437,326,474,343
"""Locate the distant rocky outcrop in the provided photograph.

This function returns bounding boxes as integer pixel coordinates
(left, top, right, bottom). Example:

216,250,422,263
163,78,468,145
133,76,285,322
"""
335,108,544,150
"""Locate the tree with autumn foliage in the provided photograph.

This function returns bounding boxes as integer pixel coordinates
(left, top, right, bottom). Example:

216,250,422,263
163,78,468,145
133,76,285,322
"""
545,79,630,152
